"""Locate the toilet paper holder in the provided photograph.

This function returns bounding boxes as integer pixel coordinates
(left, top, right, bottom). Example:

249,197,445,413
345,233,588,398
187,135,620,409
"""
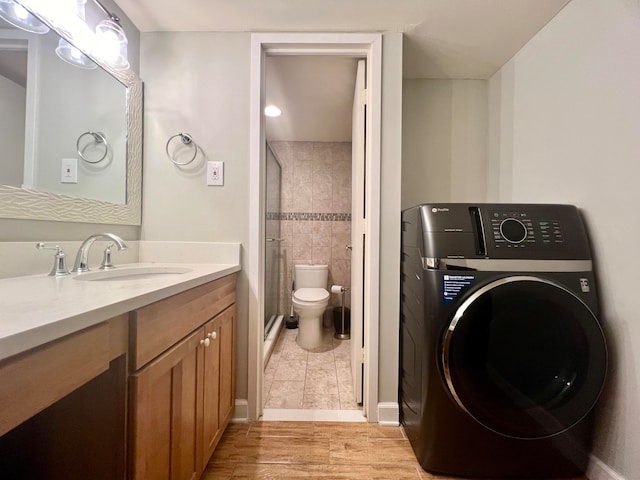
331,284,350,340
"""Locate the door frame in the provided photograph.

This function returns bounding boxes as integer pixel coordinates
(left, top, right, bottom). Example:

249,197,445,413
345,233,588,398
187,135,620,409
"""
248,33,382,422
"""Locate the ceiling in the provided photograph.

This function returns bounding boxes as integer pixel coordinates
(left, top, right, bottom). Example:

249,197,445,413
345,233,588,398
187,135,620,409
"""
113,0,571,141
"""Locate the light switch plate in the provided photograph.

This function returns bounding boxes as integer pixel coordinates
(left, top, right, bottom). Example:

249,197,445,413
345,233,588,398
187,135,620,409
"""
207,161,224,186
61,158,78,183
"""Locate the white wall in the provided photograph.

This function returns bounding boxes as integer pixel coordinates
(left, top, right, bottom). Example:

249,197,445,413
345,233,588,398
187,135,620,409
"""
0,74,25,187
402,79,488,209
488,0,640,478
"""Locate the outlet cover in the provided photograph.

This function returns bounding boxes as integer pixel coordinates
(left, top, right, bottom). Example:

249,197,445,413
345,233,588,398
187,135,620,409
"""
207,161,224,186
61,158,78,183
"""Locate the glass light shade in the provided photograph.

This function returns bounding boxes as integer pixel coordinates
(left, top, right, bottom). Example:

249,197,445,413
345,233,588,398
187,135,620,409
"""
55,37,97,69
0,0,49,33
94,19,128,70
62,0,87,19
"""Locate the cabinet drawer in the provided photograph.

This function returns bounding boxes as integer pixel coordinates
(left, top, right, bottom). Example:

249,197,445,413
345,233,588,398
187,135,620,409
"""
0,322,111,437
130,274,237,370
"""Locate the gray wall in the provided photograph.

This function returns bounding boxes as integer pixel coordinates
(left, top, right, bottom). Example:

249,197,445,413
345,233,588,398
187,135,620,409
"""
32,32,127,204
402,79,488,209
0,73,25,187
140,31,252,398
488,0,640,478
378,32,403,407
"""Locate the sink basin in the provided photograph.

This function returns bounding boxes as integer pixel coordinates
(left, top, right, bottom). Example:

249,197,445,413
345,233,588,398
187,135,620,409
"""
73,265,192,282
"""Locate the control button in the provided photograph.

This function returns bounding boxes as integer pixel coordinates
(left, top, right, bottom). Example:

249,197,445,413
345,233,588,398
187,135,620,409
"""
499,218,528,244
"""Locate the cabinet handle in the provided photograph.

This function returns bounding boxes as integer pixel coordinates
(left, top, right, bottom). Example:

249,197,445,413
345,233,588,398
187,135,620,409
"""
208,331,217,340
200,338,210,347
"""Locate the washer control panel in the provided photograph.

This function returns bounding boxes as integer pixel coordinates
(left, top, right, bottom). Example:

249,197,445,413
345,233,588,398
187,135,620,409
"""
490,210,565,249
411,203,591,260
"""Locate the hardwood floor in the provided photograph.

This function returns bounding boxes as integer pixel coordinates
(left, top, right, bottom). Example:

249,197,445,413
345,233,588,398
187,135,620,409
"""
203,421,589,479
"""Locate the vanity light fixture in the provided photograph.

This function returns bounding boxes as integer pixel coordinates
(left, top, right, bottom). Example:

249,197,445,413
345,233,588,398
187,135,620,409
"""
0,0,49,33
264,105,282,117
54,0,97,69
92,0,128,70
8,0,128,71
56,37,97,69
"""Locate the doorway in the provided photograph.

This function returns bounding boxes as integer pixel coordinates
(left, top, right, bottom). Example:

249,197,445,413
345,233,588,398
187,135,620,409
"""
248,33,382,423
262,54,361,417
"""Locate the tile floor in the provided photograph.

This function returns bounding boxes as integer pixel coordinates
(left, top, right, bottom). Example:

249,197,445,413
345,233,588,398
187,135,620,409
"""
203,421,589,480
263,327,359,410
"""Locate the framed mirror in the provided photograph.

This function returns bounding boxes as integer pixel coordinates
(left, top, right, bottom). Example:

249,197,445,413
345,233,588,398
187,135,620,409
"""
0,3,142,225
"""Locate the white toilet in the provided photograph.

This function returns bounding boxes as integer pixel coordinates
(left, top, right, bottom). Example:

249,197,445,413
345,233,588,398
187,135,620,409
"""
292,264,330,350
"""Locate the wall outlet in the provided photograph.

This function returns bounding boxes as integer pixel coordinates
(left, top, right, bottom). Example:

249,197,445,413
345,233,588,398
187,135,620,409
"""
207,161,224,186
61,158,78,183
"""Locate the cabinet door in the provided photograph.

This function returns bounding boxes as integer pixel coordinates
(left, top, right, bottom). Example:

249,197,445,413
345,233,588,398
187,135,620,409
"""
130,329,202,480
200,317,220,469
200,305,236,469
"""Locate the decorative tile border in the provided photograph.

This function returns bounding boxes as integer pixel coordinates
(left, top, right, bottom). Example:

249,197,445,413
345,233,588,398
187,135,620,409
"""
267,212,351,221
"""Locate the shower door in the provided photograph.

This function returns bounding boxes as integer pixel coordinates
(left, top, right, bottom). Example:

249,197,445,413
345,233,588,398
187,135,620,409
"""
264,143,282,339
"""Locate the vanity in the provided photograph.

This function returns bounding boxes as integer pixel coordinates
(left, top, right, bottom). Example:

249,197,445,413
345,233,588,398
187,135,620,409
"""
0,4,237,477
0,264,239,480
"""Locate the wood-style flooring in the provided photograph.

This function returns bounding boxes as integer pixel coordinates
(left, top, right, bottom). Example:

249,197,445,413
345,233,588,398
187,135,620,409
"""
203,421,589,480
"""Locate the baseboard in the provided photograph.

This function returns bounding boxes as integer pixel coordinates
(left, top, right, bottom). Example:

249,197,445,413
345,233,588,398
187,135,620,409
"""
377,402,399,426
231,399,249,423
587,454,626,480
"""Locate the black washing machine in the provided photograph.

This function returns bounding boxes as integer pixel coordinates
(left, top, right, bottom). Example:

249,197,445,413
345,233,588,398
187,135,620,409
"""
400,203,607,478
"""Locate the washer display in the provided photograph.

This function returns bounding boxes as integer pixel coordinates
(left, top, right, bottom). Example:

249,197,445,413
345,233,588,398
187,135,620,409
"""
400,204,607,478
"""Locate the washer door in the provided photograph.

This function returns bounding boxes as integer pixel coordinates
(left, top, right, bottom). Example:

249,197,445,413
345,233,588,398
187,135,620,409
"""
442,275,607,439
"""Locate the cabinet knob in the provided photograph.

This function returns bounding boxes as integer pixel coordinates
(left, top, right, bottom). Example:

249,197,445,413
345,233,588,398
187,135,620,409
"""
208,331,217,340
200,338,211,347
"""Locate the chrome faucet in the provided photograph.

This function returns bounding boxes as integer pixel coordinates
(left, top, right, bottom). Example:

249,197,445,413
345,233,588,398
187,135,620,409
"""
72,233,128,273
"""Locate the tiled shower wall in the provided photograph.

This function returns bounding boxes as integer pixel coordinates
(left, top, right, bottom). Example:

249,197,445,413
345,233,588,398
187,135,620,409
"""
269,141,352,316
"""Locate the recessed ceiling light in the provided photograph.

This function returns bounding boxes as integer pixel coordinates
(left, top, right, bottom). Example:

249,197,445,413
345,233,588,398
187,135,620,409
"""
264,105,282,117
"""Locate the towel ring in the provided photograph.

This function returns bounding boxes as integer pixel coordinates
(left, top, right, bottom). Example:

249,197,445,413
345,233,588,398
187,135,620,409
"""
76,131,109,164
166,133,198,166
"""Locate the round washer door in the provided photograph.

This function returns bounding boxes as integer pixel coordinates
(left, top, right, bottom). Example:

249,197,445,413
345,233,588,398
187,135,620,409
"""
442,275,607,439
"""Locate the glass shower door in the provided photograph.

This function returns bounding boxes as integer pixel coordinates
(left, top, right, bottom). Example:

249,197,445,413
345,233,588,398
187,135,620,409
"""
264,143,282,339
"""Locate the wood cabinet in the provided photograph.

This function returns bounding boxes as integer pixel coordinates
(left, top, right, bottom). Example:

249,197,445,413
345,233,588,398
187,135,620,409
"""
129,275,237,480
0,315,128,479
201,306,236,468
0,315,127,438
0,273,237,480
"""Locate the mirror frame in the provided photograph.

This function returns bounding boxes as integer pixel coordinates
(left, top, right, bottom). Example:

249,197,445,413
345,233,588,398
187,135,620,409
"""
0,3,142,225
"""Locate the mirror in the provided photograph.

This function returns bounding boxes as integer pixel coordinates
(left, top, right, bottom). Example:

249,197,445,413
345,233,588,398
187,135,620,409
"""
0,4,142,225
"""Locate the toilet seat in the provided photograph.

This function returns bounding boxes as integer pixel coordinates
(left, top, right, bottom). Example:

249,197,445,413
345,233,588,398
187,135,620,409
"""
293,287,329,305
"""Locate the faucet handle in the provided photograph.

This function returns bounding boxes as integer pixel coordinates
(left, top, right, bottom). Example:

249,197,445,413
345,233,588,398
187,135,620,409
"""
99,243,116,270
36,243,70,277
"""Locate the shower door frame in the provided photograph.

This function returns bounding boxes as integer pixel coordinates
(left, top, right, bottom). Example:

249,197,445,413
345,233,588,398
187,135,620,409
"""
248,33,382,423
263,142,283,340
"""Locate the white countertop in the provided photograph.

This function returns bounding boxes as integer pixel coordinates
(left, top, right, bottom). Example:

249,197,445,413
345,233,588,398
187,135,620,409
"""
0,263,240,362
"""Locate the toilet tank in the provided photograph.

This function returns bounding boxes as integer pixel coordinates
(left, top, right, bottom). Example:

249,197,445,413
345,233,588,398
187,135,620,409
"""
294,264,329,289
